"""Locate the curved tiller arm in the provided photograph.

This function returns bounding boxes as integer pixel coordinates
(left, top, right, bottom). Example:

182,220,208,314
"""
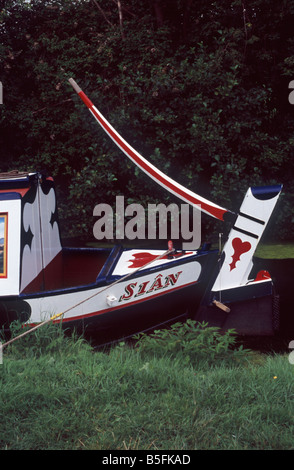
68,78,231,222
69,78,282,288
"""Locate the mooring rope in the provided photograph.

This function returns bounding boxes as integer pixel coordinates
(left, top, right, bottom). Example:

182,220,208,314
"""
1,245,175,350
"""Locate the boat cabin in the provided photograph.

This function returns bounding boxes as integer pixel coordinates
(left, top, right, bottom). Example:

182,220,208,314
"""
0,171,109,297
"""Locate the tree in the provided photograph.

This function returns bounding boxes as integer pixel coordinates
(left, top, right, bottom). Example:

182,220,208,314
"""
0,0,293,241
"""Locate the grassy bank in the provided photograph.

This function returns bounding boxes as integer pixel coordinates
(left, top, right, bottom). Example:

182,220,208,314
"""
0,322,293,450
255,243,294,259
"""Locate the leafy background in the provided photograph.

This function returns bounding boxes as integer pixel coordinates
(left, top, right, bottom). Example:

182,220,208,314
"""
1,0,293,243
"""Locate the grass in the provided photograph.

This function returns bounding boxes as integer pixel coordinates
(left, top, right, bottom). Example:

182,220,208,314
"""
255,242,294,259
84,239,294,259
0,322,293,450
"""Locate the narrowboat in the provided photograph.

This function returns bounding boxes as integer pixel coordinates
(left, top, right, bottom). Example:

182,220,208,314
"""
0,79,282,344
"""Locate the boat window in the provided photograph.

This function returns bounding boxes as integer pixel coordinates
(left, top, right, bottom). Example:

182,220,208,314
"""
0,213,8,278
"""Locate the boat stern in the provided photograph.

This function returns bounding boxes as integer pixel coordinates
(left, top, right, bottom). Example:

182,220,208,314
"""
195,185,282,336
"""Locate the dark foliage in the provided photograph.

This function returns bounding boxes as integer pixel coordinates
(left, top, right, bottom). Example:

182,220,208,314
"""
0,0,293,241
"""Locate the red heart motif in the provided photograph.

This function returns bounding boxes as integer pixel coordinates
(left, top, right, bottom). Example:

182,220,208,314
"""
229,237,251,271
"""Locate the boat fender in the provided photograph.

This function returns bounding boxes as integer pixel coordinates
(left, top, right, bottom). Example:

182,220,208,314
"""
106,295,118,307
212,300,231,313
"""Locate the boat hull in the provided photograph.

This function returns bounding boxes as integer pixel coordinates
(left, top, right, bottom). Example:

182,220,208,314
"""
49,281,198,344
0,246,279,344
195,280,279,336
22,250,215,343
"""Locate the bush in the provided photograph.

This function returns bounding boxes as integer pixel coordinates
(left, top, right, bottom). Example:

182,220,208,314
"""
1,320,90,360
133,319,251,365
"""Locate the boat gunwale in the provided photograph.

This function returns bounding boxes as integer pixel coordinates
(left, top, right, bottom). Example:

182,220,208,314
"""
17,247,216,300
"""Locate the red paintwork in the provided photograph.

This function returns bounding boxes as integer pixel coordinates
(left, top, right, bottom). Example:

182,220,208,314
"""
21,250,109,293
78,89,228,221
254,270,271,282
53,279,196,325
229,237,251,271
0,188,30,197
128,251,193,268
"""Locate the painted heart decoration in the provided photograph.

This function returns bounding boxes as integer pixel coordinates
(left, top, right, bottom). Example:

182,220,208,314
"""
229,237,251,271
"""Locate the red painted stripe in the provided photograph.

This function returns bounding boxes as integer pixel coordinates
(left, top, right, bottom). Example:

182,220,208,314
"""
57,279,197,324
79,90,93,109
0,188,30,197
27,280,197,328
77,90,227,221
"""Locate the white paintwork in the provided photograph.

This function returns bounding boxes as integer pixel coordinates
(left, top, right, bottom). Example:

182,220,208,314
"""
20,184,62,292
69,78,228,221
39,186,61,267
0,198,21,295
212,187,281,291
112,249,197,276
26,261,202,324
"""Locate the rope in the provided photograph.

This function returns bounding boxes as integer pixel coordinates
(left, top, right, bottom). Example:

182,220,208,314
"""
1,246,175,350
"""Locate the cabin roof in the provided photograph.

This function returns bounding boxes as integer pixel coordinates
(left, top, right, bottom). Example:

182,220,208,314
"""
0,171,36,181
0,171,38,191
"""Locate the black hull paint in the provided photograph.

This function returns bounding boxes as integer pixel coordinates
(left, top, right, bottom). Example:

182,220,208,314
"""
195,275,279,336
0,249,281,344
195,294,278,336
61,282,198,344
59,250,220,343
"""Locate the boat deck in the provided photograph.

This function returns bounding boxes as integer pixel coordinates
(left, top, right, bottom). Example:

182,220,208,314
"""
21,247,112,294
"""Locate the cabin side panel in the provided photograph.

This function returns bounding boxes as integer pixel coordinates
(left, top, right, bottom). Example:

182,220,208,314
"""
0,195,21,295
20,175,62,293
